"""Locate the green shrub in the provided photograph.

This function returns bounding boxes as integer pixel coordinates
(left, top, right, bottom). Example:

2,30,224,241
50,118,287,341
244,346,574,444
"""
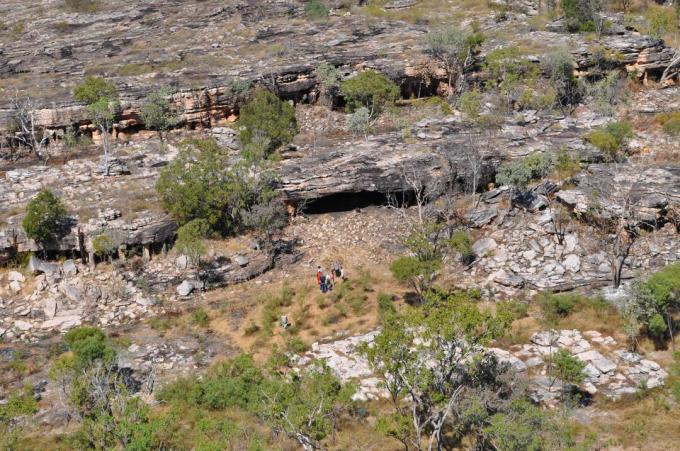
64,0,100,13
63,326,116,367
586,121,633,160
287,337,309,354
540,293,579,324
140,87,180,141
175,218,210,265
656,112,680,136
0,385,38,423
645,5,676,38
341,70,400,116
560,0,599,32
495,152,554,192
304,0,329,21
377,293,396,317
458,89,483,120
92,234,117,259
546,348,586,386
191,308,210,327
448,229,473,263
238,88,298,159
22,189,69,247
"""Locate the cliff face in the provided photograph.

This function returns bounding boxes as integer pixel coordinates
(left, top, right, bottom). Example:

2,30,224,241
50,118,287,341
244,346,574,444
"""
0,0,677,141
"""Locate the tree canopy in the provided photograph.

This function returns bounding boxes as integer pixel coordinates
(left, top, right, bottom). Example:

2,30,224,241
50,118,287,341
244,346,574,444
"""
22,189,69,246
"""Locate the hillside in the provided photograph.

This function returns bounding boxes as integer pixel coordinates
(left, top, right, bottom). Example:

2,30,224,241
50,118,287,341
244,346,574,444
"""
1,1,680,450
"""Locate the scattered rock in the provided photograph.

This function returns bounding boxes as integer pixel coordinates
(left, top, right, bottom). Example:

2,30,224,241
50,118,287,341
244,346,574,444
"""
177,280,195,297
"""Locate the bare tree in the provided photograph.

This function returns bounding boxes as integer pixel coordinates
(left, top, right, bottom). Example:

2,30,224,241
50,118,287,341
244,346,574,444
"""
9,91,49,161
461,134,485,210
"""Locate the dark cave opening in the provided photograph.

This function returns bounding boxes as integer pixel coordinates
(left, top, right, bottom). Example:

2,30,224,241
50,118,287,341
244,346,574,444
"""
301,190,416,214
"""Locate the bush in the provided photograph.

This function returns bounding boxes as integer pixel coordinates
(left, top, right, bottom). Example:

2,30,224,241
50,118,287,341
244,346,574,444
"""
304,0,329,21
191,308,210,327
586,121,633,160
645,5,676,39
540,292,579,324
92,234,117,259
287,337,309,354
63,326,116,367
22,189,69,247
175,218,210,265
656,112,680,136
546,348,586,386
140,87,180,141
495,152,554,192
560,0,599,32
238,89,298,159
458,89,483,120
0,385,38,423
341,70,400,116
449,229,473,263
64,0,100,13
543,49,581,111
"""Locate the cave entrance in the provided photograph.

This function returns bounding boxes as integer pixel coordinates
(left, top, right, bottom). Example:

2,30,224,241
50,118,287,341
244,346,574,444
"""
301,190,415,214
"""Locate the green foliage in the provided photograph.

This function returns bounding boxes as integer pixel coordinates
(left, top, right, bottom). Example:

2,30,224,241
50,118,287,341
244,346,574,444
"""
74,76,117,105
586,121,633,160
587,71,626,115
483,46,539,110
259,364,355,449
448,229,473,263
175,218,210,265
424,27,484,91
483,400,548,451
341,70,400,116
377,292,396,318
543,48,581,111
156,139,278,234
458,89,483,120
656,112,680,136
315,63,342,101
495,152,554,191
140,87,180,140
287,336,309,354
191,308,210,327
546,348,586,386
63,326,116,368
560,0,600,32
22,189,69,246
346,106,372,139
540,292,578,323
645,5,676,38
553,148,581,180
92,234,117,259
0,385,38,424
390,256,440,299
631,262,680,341
238,89,298,159
64,0,100,13
304,0,329,21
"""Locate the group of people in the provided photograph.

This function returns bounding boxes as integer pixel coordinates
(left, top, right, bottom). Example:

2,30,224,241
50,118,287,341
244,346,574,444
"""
316,262,344,293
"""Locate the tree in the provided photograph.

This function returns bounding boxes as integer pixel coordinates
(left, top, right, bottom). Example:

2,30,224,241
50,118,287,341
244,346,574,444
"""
315,63,341,106
560,0,603,32
139,87,180,142
259,364,355,451
238,88,298,159
92,234,118,263
586,121,634,161
74,77,120,176
546,349,586,400
340,70,400,117
50,326,153,449
9,91,49,161
156,138,281,236
495,152,554,207
631,262,680,350
362,290,513,450
22,189,69,251
543,49,581,113
424,27,484,95
174,219,210,266
346,106,372,140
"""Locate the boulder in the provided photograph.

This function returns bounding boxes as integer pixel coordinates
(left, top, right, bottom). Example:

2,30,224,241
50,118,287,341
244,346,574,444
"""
563,254,581,273
8,280,22,293
233,255,249,267
41,314,82,330
14,320,32,331
7,271,25,282
472,238,497,258
27,255,62,277
492,269,524,288
44,298,58,319
466,208,498,228
62,260,78,276
177,280,195,297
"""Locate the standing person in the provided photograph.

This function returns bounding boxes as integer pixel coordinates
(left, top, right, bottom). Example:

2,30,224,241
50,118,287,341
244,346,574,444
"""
317,266,324,293
339,264,346,281
326,274,333,291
